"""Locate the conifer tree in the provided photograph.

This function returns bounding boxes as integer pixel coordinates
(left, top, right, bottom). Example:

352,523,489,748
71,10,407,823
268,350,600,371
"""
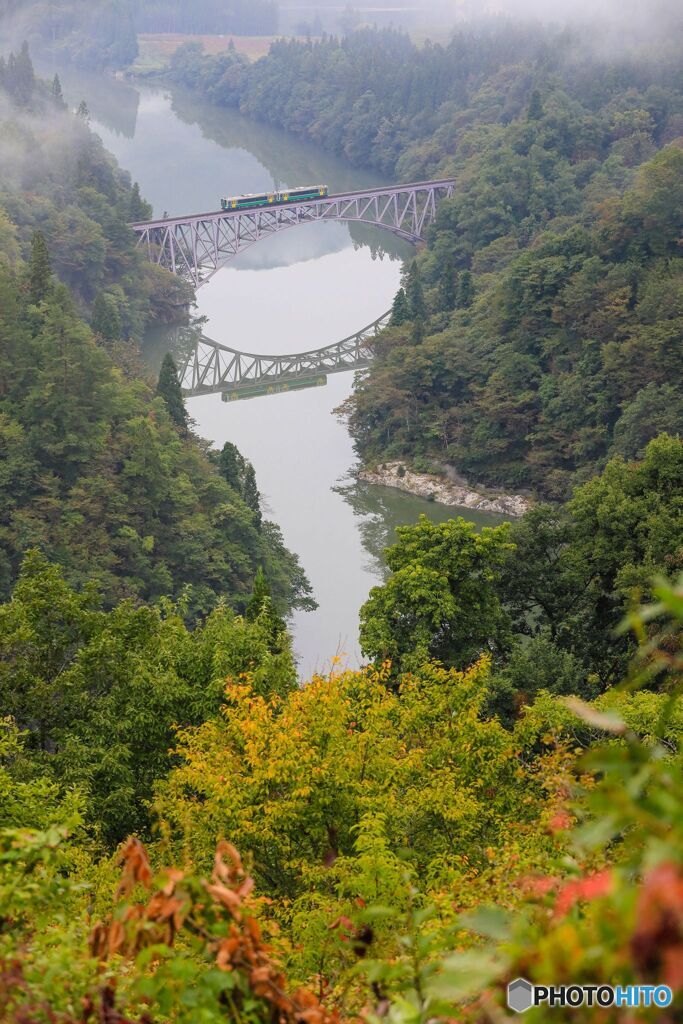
156,353,188,431
456,269,474,308
527,88,544,121
246,566,287,648
242,462,262,529
91,293,121,343
13,42,35,106
28,231,52,305
390,287,410,326
76,100,90,120
129,182,150,221
51,74,65,107
410,317,425,344
216,440,245,491
438,256,457,311
405,260,426,322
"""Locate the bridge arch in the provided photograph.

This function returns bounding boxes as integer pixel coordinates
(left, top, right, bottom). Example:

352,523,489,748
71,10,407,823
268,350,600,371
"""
131,179,455,287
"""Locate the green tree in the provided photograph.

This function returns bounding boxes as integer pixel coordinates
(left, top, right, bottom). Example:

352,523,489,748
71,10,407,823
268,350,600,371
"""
215,439,245,491
611,383,683,459
9,42,36,106
129,181,149,221
438,255,457,311
27,230,53,305
91,292,121,343
405,259,426,322
390,286,410,326
502,437,683,686
0,551,297,846
51,73,65,107
243,462,262,529
456,268,474,308
246,565,287,651
527,87,543,120
360,515,513,672
155,352,188,431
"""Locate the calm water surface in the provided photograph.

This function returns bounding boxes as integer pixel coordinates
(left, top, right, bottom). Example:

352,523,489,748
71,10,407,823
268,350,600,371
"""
58,71,504,676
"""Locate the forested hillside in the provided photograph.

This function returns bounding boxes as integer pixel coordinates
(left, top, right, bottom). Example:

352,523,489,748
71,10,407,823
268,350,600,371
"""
0,0,138,70
2,489,682,1020
0,0,278,71
347,145,683,497
1,20,683,1024
171,25,683,497
0,50,312,615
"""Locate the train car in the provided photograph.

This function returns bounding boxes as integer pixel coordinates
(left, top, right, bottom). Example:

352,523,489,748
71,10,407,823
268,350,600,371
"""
221,185,328,211
278,185,329,203
221,192,276,211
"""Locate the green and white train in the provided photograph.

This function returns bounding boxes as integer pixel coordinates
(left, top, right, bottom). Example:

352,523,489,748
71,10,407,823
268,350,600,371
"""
221,184,329,211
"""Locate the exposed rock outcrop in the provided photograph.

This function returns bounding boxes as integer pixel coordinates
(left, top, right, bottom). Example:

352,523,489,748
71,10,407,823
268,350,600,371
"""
358,461,530,517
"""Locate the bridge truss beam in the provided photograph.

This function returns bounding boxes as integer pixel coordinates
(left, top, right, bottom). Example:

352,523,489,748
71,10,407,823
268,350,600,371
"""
180,310,391,398
132,180,455,286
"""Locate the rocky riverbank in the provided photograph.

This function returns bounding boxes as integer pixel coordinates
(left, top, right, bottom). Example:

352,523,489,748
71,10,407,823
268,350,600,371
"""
358,462,531,517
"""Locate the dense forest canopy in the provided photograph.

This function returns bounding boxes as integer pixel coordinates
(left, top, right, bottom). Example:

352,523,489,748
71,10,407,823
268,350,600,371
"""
2,541,682,1020
0,0,278,69
346,145,683,497
0,12,682,1022
0,50,313,616
0,0,139,69
170,24,683,498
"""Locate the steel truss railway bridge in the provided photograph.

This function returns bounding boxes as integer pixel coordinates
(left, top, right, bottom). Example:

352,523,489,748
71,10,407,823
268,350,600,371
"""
131,179,454,398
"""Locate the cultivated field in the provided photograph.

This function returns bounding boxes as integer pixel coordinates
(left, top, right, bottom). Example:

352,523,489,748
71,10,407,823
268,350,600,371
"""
133,33,284,72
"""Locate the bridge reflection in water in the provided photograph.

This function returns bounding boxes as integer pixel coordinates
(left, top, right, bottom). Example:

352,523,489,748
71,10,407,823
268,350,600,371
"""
133,179,455,400
180,310,390,400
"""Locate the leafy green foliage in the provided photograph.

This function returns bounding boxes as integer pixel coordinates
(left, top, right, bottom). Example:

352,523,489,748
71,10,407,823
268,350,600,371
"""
360,577,683,1024
0,51,191,334
0,551,297,846
361,437,683,698
0,561,681,1018
359,516,512,672
156,351,188,432
152,653,551,983
0,66,313,619
0,1,138,70
348,145,683,497
27,229,51,304
0,249,312,617
91,291,122,343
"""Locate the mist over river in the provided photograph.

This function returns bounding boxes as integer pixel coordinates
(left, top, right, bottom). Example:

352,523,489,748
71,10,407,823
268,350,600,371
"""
55,69,504,676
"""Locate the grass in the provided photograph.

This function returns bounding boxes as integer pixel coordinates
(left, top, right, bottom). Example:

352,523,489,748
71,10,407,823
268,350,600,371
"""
131,33,292,74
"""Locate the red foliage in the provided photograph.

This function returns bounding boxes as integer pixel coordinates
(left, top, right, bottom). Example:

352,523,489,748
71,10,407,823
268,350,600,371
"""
89,839,340,1024
631,862,683,988
554,868,613,917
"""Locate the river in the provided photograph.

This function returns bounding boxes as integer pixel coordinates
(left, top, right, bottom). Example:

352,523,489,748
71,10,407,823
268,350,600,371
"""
56,69,504,676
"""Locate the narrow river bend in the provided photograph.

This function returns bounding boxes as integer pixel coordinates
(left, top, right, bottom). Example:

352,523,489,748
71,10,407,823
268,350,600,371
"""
59,71,504,676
